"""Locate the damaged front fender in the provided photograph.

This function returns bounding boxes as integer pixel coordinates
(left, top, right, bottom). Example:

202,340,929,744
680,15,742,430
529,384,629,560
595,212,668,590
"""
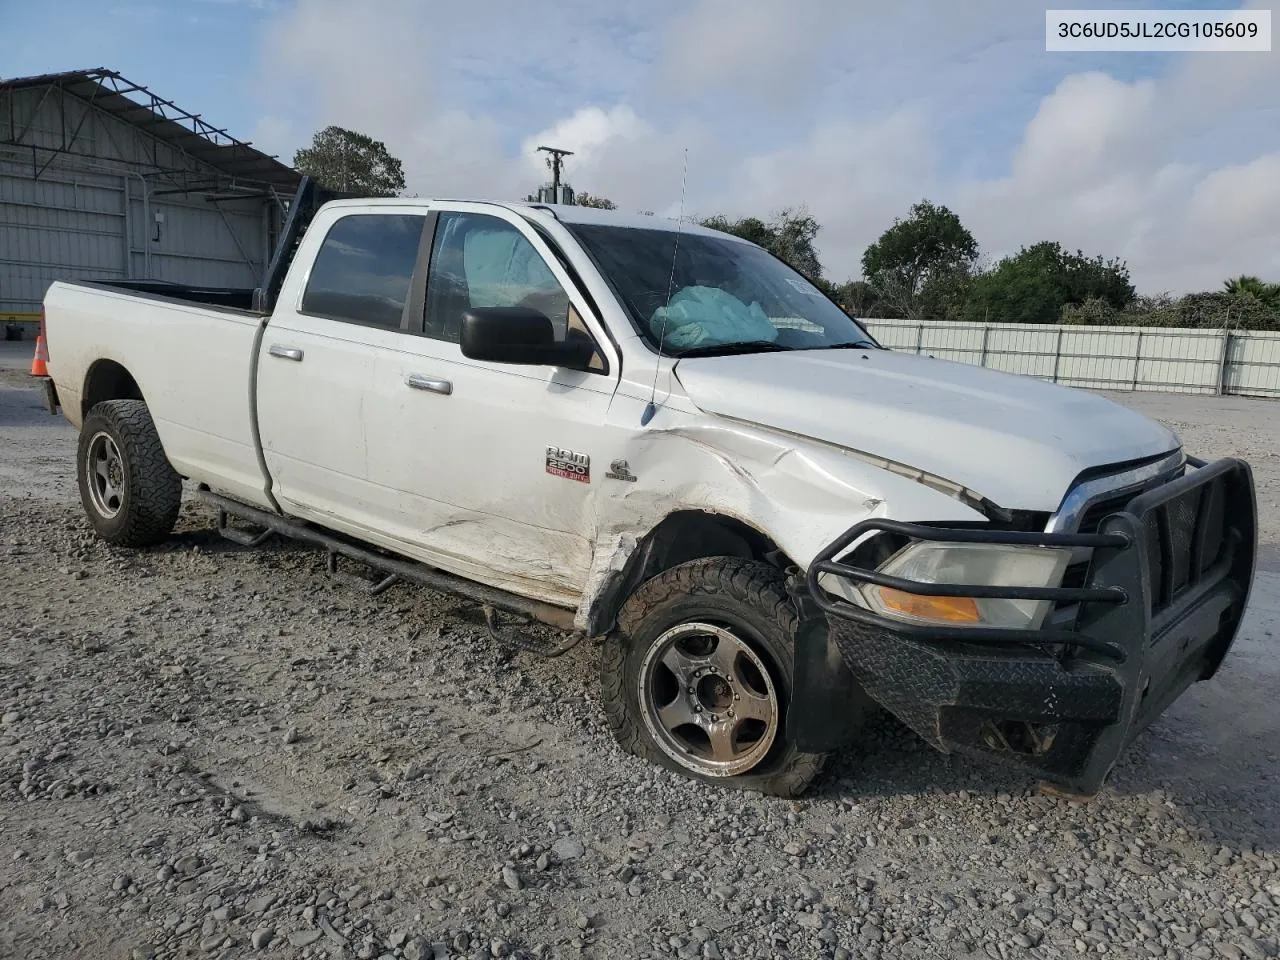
576,402,986,636
786,573,875,752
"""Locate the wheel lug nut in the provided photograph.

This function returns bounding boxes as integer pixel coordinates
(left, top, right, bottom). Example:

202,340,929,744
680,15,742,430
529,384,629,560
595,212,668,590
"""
694,705,702,712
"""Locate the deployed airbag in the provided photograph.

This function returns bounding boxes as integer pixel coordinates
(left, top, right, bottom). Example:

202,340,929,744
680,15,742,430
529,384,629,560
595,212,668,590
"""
649,286,778,349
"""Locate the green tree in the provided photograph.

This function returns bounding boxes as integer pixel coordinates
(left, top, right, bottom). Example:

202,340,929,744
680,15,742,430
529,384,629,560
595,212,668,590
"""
861,200,978,320
573,192,617,209
701,208,824,281
965,265,1062,326
832,280,880,317
1059,289,1280,331
1057,246,1134,309
964,241,1134,325
918,264,977,324
1060,296,1119,325
294,125,406,197
1222,274,1280,305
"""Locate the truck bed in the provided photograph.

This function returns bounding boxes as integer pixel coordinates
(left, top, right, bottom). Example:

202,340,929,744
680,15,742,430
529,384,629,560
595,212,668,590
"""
91,280,264,314
43,278,272,509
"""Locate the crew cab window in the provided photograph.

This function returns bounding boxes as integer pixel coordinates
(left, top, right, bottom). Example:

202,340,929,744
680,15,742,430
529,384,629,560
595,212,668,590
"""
424,212,575,343
301,214,426,328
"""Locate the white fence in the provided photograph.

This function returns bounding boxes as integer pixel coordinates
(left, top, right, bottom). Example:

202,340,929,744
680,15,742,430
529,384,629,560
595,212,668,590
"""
860,320,1280,399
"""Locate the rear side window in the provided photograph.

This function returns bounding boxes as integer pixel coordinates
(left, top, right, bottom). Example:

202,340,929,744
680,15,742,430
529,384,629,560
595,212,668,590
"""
301,214,426,328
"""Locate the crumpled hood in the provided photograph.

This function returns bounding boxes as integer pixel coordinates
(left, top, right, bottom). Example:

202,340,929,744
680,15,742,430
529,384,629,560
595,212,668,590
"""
673,348,1180,511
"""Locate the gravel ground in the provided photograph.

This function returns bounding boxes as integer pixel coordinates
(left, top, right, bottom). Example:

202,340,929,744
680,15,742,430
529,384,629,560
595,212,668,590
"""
2,342,1278,960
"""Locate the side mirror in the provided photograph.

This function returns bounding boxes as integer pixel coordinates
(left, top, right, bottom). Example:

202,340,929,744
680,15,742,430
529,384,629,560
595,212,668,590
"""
459,307,595,369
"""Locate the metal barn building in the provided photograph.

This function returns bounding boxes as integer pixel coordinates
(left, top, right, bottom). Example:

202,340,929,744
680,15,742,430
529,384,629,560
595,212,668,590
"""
1,68,301,336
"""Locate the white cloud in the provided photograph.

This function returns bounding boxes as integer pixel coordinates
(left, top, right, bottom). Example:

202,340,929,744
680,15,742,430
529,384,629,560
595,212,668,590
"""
251,0,1280,293
958,61,1280,292
1180,153,1280,286
1189,153,1280,240
521,107,721,218
519,105,651,181
710,111,938,279
1010,73,1158,187
657,0,860,102
249,114,298,164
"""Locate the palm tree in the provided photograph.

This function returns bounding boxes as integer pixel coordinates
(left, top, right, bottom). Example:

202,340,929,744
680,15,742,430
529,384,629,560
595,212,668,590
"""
1223,275,1280,304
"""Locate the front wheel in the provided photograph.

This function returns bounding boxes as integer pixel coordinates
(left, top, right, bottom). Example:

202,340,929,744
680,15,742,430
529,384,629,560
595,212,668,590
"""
601,557,827,796
77,399,182,547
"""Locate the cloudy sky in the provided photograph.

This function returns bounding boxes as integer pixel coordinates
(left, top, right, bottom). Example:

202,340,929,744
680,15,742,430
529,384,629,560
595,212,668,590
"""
4,0,1278,292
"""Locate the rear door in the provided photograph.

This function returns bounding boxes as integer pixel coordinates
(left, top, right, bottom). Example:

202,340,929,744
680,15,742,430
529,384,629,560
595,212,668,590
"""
254,209,441,536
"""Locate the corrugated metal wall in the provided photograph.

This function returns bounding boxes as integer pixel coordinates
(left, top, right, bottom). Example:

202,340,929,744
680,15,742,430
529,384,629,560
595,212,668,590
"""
0,160,127,315
1,84,271,322
863,319,1280,399
139,192,266,289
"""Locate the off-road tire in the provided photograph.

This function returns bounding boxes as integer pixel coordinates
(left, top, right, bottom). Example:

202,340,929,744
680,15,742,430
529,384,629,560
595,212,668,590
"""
77,399,182,547
601,557,827,797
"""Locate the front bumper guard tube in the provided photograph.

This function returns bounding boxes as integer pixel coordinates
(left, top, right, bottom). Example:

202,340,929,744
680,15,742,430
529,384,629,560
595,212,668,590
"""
801,457,1256,796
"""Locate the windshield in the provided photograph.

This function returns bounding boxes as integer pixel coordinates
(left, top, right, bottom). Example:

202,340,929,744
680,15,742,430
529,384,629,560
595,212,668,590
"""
564,223,879,357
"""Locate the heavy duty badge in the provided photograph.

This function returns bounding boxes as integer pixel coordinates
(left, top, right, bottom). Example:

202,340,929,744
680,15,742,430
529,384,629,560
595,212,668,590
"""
546,446,590,483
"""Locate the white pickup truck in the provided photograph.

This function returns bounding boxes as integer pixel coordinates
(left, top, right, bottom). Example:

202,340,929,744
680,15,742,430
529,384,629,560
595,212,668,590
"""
38,180,1257,798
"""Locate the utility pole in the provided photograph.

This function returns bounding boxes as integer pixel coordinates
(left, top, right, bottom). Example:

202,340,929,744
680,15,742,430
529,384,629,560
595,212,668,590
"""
537,145,574,196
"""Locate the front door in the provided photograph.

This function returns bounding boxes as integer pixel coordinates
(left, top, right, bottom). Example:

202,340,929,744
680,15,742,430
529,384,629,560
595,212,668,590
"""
361,205,622,606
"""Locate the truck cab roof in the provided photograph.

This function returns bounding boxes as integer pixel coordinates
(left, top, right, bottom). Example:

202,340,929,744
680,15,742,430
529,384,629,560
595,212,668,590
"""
313,196,741,240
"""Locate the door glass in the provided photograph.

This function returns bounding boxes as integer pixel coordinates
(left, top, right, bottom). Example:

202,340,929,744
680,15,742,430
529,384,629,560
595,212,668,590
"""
425,212,572,343
301,214,426,329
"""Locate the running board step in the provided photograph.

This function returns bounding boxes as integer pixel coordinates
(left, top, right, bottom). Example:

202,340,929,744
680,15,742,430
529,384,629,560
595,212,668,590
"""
216,509,274,547
482,605,583,658
325,551,401,596
196,488,580,637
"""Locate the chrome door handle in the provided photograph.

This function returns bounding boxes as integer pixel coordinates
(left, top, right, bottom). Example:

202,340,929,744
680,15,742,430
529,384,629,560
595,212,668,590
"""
268,344,304,362
406,374,452,395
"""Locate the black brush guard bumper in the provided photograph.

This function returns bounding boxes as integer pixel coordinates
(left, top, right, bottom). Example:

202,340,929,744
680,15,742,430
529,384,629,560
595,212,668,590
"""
792,457,1256,795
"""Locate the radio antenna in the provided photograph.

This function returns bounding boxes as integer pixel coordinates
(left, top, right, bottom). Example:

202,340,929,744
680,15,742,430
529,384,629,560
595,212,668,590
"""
641,147,688,427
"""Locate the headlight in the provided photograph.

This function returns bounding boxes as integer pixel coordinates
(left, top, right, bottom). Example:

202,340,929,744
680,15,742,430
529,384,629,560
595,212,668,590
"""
822,541,1071,630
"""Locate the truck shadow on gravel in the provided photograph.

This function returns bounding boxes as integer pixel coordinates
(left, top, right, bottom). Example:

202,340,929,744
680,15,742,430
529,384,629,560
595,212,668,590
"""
815,707,1280,855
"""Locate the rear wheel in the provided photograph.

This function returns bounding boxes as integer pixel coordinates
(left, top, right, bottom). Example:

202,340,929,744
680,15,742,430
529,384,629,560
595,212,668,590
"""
77,399,181,547
601,557,827,796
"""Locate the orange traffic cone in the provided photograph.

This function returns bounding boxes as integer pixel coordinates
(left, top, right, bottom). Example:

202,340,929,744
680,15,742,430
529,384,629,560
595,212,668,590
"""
30,335,49,377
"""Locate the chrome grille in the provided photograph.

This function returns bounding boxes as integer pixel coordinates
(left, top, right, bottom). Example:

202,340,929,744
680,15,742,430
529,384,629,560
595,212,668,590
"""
1046,450,1186,535
1047,451,1186,625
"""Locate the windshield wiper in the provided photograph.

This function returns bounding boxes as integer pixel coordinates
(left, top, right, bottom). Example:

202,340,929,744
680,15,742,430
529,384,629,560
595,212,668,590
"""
671,340,791,359
812,340,878,350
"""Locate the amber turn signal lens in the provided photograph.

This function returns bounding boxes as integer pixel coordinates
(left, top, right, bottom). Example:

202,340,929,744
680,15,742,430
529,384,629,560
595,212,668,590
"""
875,587,981,623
